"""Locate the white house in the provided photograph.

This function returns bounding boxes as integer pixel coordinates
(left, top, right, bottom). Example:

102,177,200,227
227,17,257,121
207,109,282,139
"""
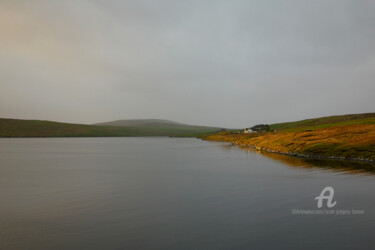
244,128,255,133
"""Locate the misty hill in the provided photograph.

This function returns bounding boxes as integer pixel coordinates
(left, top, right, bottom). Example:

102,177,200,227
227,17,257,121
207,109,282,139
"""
95,119,218,129
94,119,223,136
95,119,180,127
0,118,222,137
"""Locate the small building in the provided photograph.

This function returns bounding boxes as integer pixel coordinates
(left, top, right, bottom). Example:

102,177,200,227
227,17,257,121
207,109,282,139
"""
244,128,255,133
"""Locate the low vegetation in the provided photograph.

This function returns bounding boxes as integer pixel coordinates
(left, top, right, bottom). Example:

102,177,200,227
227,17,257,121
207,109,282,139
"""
270,113,375,132
205,113,375,162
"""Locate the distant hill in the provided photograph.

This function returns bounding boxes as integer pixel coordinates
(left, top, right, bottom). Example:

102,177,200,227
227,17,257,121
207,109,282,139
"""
94,119,223,136
95,119,218,128
95,119,181,127
0,118,223,137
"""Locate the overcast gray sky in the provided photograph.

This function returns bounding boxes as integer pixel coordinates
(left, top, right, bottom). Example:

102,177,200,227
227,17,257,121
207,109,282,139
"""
1,0,374,127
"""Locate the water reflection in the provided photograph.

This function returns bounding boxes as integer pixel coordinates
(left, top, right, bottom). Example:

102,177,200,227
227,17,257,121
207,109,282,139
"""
237,145,375,176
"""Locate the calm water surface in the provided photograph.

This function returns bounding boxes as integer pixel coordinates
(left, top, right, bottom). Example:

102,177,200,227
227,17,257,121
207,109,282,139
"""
0,137,375,249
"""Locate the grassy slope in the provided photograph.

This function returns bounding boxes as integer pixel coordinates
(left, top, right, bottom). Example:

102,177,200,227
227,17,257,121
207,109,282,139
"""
270,113,375,132
205,113,375,162
0,118,221,137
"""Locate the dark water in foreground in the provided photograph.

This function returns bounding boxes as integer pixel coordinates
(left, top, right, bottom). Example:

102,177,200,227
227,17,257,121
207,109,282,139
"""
0,138,375,249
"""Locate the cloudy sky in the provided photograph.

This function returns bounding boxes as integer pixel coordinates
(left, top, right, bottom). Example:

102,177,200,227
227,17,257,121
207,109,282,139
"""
1,0,374,127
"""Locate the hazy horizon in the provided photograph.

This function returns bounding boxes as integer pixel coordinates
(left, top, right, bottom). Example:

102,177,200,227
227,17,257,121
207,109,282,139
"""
1,0,374,128
2,112,375,129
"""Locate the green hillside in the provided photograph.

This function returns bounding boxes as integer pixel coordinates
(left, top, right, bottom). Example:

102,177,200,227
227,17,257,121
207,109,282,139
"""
270,113,375,132
0,118,222,137
206,112,375,162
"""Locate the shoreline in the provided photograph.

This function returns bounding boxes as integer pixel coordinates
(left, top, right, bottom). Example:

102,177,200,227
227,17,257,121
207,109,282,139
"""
203,124,375,164
224,141,375,164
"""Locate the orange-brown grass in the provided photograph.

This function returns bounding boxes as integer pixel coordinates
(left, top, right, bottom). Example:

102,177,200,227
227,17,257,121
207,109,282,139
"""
205,124,375,162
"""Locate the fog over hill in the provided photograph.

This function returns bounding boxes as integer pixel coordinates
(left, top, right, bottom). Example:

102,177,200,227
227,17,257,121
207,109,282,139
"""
94,119,219,129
